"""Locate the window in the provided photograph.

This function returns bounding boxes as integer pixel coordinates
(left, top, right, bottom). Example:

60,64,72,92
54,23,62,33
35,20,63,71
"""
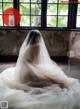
47,0,69,27
20,0,41,27
0,0,13,26
19,0,69,28
76,1,80,27
0,0,80,30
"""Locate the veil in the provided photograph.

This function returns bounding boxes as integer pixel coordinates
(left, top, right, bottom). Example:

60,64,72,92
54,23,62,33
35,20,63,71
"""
0,30,80,109
15,30,78,88
18,30,56,65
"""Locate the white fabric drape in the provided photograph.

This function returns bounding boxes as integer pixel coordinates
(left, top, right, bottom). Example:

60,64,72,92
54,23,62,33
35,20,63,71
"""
0,30,80,109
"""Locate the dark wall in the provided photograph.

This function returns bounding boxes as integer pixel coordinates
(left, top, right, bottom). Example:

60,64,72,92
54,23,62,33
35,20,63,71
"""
0,30,70,57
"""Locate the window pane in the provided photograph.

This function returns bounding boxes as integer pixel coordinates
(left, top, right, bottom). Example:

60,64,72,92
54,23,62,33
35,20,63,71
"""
58,4,68,15
31,0,41,3
77,4,80,15
48,0,58,3
0,3,2,14
2,15,9,26
20,4,30,15
76,16,80,27
47,16,56,27
0,0,2,2
31,4,41,15
0,15,3,26
20,0,30,2
47,4,57,15
3,3,13,11
76,4,80,27
20,0,42,27
58,16,67,27
31,16,41,26
3,0,13,2
20,16,30,26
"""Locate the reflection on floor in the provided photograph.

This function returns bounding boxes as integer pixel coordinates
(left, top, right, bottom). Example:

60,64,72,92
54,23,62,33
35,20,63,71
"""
0,59,80,80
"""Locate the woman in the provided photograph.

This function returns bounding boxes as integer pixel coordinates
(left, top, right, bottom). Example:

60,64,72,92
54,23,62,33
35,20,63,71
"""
15,30,78,88
0,30,79,109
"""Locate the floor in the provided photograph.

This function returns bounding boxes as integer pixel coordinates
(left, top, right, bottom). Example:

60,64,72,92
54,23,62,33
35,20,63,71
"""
0,58,80,80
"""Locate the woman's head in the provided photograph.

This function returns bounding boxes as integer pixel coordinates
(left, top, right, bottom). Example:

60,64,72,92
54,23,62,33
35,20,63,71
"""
27,30,41,45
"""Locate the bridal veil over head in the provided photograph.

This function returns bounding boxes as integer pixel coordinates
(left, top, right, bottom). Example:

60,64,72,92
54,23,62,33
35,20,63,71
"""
0,30,80,109
18,29,56,65
15,30,78,88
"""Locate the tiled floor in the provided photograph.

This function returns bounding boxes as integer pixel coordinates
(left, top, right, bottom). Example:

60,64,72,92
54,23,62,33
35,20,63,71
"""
0,59,80,80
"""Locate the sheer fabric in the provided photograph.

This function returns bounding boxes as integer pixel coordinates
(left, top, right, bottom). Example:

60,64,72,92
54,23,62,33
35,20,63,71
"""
0,30,80,109
15,30,78,88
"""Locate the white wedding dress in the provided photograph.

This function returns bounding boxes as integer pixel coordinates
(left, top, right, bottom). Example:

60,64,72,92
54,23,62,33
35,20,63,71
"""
0,30,80,109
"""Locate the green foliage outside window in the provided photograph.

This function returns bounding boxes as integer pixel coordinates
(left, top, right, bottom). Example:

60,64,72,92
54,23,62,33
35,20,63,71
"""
0,0,80,27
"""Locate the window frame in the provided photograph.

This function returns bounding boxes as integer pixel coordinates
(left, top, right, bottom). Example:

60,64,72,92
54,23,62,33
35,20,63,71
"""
0,0,79,30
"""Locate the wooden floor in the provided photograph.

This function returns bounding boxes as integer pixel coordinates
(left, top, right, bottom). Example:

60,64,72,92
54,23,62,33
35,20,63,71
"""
0,59,80,80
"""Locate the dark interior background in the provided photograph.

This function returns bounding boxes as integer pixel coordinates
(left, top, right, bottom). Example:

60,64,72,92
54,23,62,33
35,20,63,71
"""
0,30,79,62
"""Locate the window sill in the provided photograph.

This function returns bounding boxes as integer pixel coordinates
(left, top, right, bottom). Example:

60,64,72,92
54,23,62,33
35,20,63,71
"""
0,27,80,31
